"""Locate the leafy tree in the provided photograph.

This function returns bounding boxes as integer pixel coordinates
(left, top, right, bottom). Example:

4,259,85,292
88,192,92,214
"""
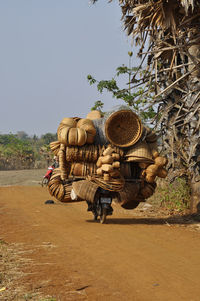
91,100,104,112
91,0,200,212
0,132,57,170
0,134,34,170
87,52,156,123
41,133,57,145
16,131,29,140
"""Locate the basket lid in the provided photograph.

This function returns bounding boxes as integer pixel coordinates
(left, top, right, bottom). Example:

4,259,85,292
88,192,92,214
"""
105,110,142,147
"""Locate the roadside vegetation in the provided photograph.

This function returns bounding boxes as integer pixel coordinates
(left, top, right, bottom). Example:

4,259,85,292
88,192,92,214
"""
149,178,191,214
0,132,56,170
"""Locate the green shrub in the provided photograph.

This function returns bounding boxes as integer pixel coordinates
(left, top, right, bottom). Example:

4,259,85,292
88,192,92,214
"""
150,177,191,212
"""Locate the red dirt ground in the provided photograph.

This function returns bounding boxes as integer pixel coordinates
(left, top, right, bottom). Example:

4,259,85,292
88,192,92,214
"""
0,170,200,300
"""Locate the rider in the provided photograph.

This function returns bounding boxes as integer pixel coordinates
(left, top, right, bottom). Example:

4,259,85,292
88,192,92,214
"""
52,155,59,168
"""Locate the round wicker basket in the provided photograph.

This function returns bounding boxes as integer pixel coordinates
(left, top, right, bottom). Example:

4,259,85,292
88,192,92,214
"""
86,110,102,120
105,110,142,147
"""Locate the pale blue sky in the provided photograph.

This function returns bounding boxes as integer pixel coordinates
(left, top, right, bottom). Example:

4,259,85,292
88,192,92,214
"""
0,0,139,135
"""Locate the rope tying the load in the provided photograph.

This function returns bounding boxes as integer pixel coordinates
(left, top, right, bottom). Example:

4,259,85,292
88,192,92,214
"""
87,175,125,192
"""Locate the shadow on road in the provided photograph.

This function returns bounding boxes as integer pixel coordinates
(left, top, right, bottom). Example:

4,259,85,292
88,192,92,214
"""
86,214,200,225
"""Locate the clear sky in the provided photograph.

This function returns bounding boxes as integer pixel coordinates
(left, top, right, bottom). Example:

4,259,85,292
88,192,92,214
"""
0,0,139,136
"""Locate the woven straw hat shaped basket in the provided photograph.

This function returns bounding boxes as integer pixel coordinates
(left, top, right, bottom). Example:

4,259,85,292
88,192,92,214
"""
105,110,142,148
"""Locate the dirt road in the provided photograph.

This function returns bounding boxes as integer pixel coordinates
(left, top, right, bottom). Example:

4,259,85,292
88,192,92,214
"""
0,172,200,300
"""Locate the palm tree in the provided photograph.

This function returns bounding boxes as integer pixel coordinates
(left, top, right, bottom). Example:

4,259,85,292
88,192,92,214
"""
92,0,200,212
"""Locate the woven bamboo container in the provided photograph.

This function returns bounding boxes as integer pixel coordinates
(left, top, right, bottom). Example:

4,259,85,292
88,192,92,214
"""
86,132,96,144
72,180,99,203
112,161,120,169
124,141,153,163
48,169,65,201
70,163,84,176
119,181,140,203
121,199,140,210
146,164,159,175
57,118,77,144
68,128,78,146
151,149,159,159
103,146,114,156
140,182,156,199
63,183,83,203
66,145,101,163
63,183,73,202
57,126,71,145
101,155,113,164
70,162,97,177
77,119,96,135
60,117,77,127
103,173,110,181
145,173,156,183
59,144,68,180
55,184,65,201
157,168,168,178
96,167,103,176
110,169,120,178
63,183,84,203
105,110,142,147
119,182,141,209
101,164,113,172
57,118,93,146
48,169,85,203
96,157,103,167
77,119,96,144
154,156,168,167
77,128,87,146
112,153,120,160
50,141,60,156
86,110,102,120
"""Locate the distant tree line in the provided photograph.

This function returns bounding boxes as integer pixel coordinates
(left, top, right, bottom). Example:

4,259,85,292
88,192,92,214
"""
0,131,57,170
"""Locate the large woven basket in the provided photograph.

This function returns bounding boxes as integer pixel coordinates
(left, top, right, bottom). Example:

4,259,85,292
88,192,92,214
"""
66,145,101,163
70,162,97,177
105,110,142,147
72,180,99,203
119,181,142,209
124,141,153,163
119,181,140,203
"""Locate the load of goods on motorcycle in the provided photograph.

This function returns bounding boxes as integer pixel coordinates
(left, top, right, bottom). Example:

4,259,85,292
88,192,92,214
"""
46,108,168,223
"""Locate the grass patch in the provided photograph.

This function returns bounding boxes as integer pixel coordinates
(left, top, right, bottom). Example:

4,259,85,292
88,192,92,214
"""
0,238,7,245
149,177,190,213
0,240,56,301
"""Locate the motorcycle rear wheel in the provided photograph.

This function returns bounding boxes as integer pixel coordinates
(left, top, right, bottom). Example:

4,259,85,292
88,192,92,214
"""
100,208,107,224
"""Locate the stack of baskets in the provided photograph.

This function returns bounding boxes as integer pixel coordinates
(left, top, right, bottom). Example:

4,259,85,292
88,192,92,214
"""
57,117,96,146
48,109,168,207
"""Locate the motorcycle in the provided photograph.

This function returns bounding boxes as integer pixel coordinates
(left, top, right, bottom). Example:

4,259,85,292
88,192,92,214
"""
88,188,114,224
41,165,55,187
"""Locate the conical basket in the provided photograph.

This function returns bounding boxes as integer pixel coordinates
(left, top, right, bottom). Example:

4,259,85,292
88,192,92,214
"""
105,110,142,147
